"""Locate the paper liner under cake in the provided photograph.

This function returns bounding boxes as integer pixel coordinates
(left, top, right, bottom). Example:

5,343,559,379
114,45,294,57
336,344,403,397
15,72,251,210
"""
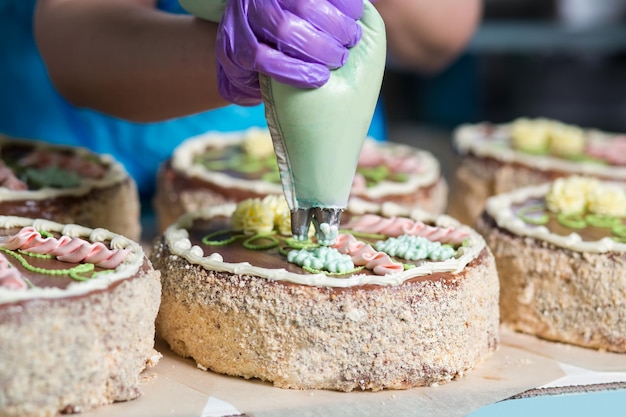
0,216,161,416
154,129,448,232
476,182,626,352
151,203,499,391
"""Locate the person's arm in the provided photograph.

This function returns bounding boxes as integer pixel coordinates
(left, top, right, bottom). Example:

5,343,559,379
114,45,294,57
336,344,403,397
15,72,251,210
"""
374,0,482,73
34,0,228,123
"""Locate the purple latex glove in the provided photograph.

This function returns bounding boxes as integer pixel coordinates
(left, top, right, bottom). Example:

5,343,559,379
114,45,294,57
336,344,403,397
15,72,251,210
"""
216,0,364,106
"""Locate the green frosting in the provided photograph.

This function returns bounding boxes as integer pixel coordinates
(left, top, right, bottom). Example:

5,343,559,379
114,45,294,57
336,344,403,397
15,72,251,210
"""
374,235,456,261
287,246,354,273
261,1,387,210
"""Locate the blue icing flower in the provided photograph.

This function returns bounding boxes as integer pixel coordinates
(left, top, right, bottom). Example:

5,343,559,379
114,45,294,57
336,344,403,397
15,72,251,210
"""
287,246,354,273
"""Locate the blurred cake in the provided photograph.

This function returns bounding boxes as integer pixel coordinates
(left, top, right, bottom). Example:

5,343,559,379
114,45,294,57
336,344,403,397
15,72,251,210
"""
154,128,447,231
0,216,161,416
477,176,626,352
451,118,626,226
0,135,141,241
151,197,499,391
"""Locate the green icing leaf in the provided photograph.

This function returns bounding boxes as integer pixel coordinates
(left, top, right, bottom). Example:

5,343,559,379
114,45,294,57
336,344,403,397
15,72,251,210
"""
23,166,81,189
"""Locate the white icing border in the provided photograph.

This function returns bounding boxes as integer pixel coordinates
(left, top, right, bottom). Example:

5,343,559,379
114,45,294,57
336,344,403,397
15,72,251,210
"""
170,128,441,199
0,135,131,200
0,216,145,304
453,123,626,180
485,182,626,253
163,201,486,288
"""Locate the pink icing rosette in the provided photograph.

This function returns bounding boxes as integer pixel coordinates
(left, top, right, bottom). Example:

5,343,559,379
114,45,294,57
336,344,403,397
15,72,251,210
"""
0,226,129,269
332,233,403,275
0,253,27,290
344,214,469,245
586,136,626,166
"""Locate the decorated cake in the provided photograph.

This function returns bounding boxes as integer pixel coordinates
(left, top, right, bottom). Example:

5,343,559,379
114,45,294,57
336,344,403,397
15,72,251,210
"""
151,196,499,391
0,216,161,416
451,118,626,226
0,135,141,241
476,176,626,352
154,128,448,232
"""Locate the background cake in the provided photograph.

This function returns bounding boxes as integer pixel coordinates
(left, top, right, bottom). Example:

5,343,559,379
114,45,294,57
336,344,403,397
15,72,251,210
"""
0,216,161,416
151,197,499,391
0,135,141,241
450,118,626,226
154,128,448,232
476,176,626,352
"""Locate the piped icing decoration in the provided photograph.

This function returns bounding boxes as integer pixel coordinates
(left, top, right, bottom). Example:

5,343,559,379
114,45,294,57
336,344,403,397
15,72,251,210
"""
546,176,626,218
486,179,626,253
0,216,144,302
332,233,403,275
0,135,130,200
0,253,27,290
374,235,456,261
454,120,626,180
0,160,27,191
174,129,441,202
166,201,485,288
0,226,130,269
287,246,355,274
342,214,469,246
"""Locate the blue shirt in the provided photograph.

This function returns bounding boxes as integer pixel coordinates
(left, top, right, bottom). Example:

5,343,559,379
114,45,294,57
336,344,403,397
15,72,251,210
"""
0,0,387,199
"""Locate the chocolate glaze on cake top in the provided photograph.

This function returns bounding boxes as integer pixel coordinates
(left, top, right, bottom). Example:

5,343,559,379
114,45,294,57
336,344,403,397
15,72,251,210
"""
164,198,486,288
0,216,144,304
0,135,130,200
170,128,442,200
454,119,626,180
485,176,626,253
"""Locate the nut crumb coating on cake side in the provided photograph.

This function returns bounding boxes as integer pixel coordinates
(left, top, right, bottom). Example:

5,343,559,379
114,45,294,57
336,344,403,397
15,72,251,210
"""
151,240,499,391
0,217,161,417
476,178,626,353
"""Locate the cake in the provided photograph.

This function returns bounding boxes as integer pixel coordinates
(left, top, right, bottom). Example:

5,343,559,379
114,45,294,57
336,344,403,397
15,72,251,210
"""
476,176,626,352
451,118,626,226
154,128,448,232
0,134,141,241
0,216,161,416
151,196,499,391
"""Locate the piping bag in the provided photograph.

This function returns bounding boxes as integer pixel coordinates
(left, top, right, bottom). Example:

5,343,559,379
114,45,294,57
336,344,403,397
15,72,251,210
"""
179,0,386,245
262,2,386,245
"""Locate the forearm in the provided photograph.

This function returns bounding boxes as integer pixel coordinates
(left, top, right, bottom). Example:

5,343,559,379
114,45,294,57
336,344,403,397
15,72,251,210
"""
374,0,482,73
35,0,228,122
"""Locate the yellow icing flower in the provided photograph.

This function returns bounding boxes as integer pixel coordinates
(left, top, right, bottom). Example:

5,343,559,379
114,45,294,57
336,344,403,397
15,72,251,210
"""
262,195,291,235
588,184,626,217
241,129,274,158
548,121,585,157
510,118,550,153
546,176,598,215
232,198,275,235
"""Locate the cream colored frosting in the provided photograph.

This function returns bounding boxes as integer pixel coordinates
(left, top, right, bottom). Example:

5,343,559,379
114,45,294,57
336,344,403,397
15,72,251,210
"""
0,135,130,201
171,128,441,200
163,201,486,288
485,183,626,253
454,123,626,180
0,216,144,303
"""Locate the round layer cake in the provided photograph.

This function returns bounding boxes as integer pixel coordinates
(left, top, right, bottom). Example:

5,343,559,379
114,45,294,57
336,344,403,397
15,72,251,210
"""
154,128,448,232
476,176,626,352
451,118,626,226
151,197,499,391
0,135,141,241
0,216,161,416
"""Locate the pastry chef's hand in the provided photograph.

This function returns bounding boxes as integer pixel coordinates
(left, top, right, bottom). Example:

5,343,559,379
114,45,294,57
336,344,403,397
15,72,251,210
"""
215,0,364,106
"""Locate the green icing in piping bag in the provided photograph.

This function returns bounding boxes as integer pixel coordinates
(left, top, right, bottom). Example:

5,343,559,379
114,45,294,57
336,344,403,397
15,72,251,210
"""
261,1,387,245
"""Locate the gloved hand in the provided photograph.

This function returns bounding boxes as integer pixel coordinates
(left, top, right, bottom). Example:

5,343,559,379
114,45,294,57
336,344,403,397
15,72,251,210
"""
215,0,364,106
